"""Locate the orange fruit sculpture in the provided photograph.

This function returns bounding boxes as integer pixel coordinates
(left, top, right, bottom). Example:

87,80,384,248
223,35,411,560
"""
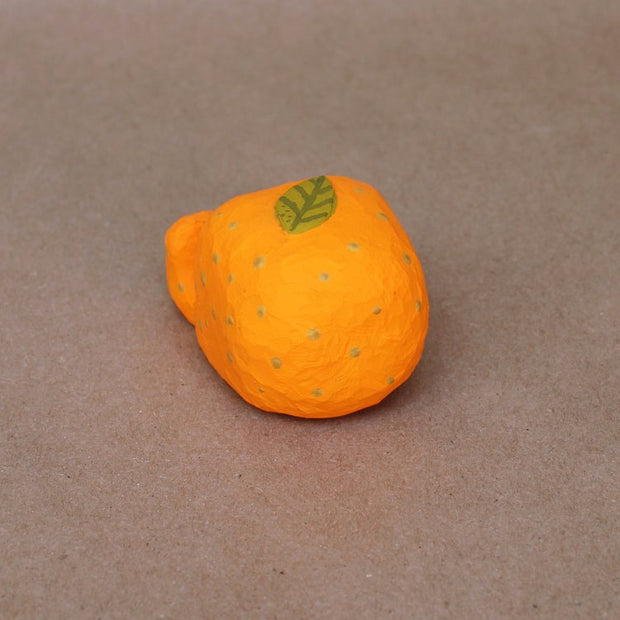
165,175,428,418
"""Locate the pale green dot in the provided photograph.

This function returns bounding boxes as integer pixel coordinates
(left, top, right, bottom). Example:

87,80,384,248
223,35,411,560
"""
307,328,320,341
200,272,207,286
377,212,388,221
196,319,202,331
177,282,185,292
347,242,361,252
387,376,395,385
227,351,233,363
211,306,216,320
350,347,361,358
372,306,382,315
226,315,234,325
415,299,422,312
312,388,323,397
258,386,265,393
403,253,411,265
257,306,266,318
228,221,238,230
354,187,365,194
228,273,234,284
319,272,330,282
213,252,220,264
271,357,282,369
215,212,223,218
253,255,266,269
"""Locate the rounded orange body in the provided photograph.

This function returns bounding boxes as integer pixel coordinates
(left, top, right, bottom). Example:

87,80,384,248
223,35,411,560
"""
165,175,428,418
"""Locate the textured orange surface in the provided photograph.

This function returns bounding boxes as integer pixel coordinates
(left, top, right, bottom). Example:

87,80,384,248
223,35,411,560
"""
165,176,428,417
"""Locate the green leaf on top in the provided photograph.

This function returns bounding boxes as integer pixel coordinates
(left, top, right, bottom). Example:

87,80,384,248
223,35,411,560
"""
274,175,337,234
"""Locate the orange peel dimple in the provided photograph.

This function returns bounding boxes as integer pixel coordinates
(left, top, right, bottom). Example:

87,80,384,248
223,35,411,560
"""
165,175,429,418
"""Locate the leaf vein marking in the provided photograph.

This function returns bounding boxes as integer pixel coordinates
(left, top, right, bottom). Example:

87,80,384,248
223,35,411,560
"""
300,211,329,223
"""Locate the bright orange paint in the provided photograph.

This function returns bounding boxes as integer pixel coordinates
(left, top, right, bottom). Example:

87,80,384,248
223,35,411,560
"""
165,175,429,418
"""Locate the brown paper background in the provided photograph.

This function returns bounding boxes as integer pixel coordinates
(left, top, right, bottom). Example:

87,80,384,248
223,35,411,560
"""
1,1,618,618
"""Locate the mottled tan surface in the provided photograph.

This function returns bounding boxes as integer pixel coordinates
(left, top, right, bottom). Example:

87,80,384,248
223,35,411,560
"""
1,1,618,618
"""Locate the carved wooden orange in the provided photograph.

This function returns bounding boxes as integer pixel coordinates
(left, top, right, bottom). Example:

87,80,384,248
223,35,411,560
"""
165,175,428,418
